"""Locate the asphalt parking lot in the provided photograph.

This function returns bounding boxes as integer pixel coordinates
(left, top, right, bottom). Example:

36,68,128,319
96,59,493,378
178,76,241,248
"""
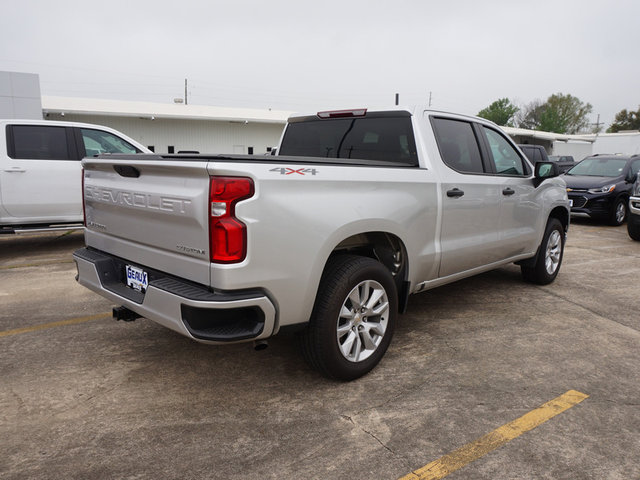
1,221,639,480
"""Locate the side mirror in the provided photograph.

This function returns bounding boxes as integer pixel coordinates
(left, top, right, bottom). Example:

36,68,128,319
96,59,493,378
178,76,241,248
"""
533,161,559,187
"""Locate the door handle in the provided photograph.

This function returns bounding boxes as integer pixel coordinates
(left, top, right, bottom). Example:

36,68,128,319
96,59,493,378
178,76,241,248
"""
447,188,464,198
4,168,26,173
502,188,515,196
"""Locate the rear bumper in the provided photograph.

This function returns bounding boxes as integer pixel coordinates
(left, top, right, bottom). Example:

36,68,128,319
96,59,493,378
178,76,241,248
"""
73,247,277,344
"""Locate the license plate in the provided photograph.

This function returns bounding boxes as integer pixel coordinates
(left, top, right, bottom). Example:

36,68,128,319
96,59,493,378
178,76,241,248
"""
569,199,573,207
125,265,148,292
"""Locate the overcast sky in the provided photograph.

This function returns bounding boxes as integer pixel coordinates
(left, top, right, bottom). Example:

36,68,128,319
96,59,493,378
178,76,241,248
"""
1,0,638,128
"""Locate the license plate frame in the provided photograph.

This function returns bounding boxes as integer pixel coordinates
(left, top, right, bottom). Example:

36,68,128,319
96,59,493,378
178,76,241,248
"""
125,265,148,293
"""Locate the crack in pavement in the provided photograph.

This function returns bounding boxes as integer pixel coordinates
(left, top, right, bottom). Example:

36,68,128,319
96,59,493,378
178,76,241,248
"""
340,413,413,469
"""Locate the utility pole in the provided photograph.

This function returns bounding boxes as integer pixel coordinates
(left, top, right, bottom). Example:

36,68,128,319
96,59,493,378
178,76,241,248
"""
184,79,188,105
428,91,432,107
592,113,603,135
395,93,399,106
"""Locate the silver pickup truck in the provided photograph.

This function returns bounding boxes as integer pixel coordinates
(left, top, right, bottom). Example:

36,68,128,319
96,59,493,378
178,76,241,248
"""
73,107,569,380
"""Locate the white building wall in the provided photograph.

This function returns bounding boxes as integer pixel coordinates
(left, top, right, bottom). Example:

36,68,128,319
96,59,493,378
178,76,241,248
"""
0,71,43,119
592,133,640,156
551,141,593,161
46,113,284,154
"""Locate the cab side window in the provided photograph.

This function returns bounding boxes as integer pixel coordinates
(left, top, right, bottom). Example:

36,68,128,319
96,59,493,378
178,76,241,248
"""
482,127,527,176
9,125,71,160
80,128,139,156
431,118,484,174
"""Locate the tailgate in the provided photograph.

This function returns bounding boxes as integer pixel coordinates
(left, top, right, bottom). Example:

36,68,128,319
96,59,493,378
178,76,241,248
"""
82,156,211,286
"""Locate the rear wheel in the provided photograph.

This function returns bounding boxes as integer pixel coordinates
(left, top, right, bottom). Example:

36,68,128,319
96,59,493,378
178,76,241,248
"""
299,255,397,381
521,218,564,285
609,198,627,226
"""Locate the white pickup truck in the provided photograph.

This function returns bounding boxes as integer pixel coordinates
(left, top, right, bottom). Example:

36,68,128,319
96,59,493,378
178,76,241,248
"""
0,119,149,234
73,107,569,380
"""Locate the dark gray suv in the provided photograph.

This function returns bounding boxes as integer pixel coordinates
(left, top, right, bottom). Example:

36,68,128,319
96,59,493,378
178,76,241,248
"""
563,154,640,226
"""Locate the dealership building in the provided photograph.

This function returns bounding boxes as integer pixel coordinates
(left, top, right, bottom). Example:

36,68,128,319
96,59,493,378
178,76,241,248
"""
41,96,290,155
1,71,290,155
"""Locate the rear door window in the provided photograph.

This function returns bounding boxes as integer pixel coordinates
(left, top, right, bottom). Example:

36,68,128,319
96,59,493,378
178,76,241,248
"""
8,125,72,160
431,117,484,174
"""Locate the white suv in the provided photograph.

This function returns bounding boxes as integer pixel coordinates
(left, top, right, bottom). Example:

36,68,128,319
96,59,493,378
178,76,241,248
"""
1,119,149,233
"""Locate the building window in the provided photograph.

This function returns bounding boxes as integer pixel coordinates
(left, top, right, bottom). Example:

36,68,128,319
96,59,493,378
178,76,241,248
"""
148,145,155,152
168,146,175,154
248,147,254,155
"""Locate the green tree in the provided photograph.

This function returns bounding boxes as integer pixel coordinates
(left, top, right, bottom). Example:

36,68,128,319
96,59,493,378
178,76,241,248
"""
515,93,592,134
477,98,519,126
538,93,592,134
607,107,640,133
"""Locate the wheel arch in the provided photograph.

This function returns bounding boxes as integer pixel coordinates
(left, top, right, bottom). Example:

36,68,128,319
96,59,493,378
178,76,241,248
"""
517,209,568,270
326,231,411,313
549,205,569,234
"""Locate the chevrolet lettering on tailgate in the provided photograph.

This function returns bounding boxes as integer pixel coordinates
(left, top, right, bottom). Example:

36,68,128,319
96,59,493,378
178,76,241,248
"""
84,186,192,214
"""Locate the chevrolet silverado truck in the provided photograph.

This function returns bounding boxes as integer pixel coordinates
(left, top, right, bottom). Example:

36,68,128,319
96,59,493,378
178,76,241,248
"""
73,107,569,380
0,119,149,234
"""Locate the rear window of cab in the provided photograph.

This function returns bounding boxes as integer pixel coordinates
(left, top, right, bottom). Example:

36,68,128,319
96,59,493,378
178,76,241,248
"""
279,115,419,166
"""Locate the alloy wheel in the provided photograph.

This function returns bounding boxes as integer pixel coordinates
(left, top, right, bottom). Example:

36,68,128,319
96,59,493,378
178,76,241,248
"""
336,280,389,362
545,230,562,275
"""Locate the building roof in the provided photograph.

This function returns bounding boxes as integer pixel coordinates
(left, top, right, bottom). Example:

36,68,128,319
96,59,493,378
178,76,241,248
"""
41,96,292,124
502,126,595,143
575,131,640,139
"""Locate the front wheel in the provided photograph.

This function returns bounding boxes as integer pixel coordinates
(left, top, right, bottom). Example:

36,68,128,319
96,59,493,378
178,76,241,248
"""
609,198,627,226
299,255,398,381
521,218,565,285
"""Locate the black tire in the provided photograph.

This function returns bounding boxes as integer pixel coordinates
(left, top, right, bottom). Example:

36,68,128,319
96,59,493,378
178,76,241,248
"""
299,255,397,381
521,218,565,285
628,214,640,241
609,197,627,226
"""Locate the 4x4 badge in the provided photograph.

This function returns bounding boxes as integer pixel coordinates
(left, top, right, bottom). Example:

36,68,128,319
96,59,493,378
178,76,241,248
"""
269,167,318,176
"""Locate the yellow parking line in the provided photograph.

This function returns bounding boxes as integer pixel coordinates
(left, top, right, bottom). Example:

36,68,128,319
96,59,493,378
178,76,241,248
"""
400,390,589,480
0,259,74,270
0,312,110,338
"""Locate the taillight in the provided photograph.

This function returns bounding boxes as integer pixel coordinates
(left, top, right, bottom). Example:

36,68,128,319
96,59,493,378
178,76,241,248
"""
209,176,254,263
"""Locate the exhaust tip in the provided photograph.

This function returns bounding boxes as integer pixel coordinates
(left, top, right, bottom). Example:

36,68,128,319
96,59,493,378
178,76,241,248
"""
113,306,140,322
253,340,268,351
